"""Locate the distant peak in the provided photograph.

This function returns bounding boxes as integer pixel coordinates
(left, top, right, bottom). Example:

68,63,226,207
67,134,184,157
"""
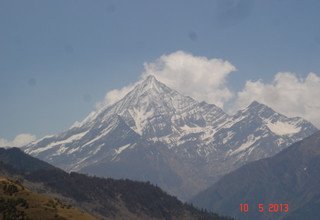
248,101,267,109
136,74,167,93
141,75,160,86
241,101,272,114
144,74,157,82
241,101,279,117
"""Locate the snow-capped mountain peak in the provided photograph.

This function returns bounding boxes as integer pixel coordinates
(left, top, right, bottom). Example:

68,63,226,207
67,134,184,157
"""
114,75,197,112
239,101,273,117
86,75,228,139
128,75,167,100
235,101,311,136
138,75,162,92
22,77,318,201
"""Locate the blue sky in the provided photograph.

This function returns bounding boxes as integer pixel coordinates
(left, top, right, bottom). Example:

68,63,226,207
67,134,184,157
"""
1,0,320,143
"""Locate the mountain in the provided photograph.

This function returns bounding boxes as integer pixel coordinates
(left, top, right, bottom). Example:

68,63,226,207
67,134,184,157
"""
202,100,317,183
0,147,232,220
191,131,320,220
23,75,318,200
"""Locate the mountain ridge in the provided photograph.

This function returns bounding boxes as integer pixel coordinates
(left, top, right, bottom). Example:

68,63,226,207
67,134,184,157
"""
190,130,320,220
23,76,318,200
0,147,232,220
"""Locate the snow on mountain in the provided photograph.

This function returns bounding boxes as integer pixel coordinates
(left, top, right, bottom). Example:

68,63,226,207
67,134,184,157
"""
219,101,314,157
195,100,318,184
23,76,318,200
265,120,301,135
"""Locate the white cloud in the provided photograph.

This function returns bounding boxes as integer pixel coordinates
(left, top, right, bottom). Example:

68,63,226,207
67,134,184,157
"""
95,51,319,128
143,51,236,108
98,51,237,109
233,72,320,128
0,133,36,148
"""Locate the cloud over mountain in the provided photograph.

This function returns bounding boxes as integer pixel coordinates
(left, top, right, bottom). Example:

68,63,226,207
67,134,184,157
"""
99,51,236,109
142,51,237,108
233,72,320,128
97,51,320,129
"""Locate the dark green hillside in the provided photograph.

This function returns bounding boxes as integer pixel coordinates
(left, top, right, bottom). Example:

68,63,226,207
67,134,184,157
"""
0,147,232,220
0,147,56,172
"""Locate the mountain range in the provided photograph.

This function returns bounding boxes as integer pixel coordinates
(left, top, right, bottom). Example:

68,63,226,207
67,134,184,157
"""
191,130,320,220
23,75,318,200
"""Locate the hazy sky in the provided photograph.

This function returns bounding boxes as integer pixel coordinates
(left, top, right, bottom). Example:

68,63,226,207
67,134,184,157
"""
1,0,320,144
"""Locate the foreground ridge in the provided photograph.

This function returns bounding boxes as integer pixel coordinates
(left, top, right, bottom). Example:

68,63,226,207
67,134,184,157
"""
0,147,232,220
